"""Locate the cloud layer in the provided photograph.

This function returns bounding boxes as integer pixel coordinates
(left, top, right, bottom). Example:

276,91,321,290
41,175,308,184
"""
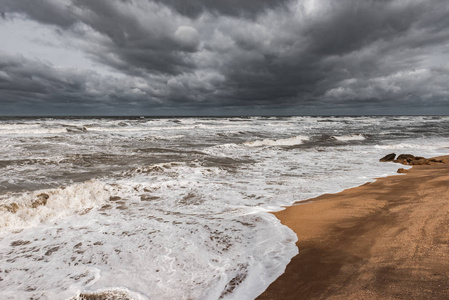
1,0,449,115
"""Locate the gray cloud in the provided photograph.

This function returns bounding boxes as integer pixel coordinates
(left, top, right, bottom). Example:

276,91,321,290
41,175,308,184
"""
0,53,161,115
152,0,292,18
3,0,197,75
1,0,449,115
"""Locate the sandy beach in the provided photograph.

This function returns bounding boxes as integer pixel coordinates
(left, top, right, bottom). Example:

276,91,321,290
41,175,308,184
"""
258,156,449,300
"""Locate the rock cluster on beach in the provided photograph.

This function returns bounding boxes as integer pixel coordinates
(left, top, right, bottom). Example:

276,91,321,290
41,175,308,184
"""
380,153,448,173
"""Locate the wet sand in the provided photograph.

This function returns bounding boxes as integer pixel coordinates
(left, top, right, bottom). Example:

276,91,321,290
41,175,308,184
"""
258,156,449,300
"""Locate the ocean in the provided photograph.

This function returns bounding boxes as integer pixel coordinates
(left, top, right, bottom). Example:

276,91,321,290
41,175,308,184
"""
0,116,448,300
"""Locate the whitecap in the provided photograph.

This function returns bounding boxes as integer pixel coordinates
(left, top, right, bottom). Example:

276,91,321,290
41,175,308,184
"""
331,134,366,141
0,180,110,231
244,136,309,147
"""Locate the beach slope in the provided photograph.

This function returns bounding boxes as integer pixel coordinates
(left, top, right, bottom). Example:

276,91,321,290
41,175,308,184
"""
258,156,449,299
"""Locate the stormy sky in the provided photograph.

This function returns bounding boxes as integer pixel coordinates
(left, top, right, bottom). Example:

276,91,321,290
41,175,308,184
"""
1,0,449,116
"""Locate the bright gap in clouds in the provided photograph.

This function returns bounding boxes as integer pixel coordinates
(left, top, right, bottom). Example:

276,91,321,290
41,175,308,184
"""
0,14,124,78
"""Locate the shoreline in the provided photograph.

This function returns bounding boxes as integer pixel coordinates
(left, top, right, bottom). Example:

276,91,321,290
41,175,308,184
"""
257,156,449,299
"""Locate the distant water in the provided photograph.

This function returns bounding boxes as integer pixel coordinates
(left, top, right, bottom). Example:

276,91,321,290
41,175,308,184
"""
0,116,448,299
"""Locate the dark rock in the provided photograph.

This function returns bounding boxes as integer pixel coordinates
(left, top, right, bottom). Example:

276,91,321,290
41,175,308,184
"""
428,158,446,164
394,154,416,165
392,154,448,166
397,154,415,160
392,154,448,165
397,168,409,173
380,153,396,162
409,159,429,165
394,158,408,165
438,158,449,164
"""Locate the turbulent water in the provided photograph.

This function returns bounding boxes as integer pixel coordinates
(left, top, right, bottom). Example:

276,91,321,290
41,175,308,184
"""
0,116,448,300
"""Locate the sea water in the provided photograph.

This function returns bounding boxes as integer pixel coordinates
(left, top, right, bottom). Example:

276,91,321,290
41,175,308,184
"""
0,116,448,299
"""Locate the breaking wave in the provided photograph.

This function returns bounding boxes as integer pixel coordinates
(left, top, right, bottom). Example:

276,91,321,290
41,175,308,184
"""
0,180,110,230
331,134,366,141
243,136,309,147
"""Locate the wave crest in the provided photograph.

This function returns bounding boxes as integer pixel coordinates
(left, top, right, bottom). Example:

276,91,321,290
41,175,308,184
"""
244,136,309,147
331,134,366,141
0,180,109,230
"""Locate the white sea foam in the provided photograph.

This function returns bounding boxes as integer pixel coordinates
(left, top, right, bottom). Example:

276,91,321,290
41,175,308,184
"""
0,125,67,135
0,180,109,230
244,135,309,147
70,288,148,300
0,163,298,299
332,134,366,141
0,116,448,299
374,142,447,151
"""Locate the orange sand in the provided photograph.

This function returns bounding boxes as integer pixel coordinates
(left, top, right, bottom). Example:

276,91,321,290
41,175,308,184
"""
258,156,449,299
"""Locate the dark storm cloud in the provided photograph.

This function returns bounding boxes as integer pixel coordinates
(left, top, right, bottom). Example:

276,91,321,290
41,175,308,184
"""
152,0,291,18
1,0,76,28
0,53,169,115
0,52,224,115
1,0,449,115
211,0,449,109
3,0,198,76
0,54,98,114
302,1,417,55
0,54,83,96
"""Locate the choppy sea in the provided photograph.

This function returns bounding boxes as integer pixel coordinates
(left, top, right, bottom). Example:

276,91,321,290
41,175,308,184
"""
0,116,448,299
